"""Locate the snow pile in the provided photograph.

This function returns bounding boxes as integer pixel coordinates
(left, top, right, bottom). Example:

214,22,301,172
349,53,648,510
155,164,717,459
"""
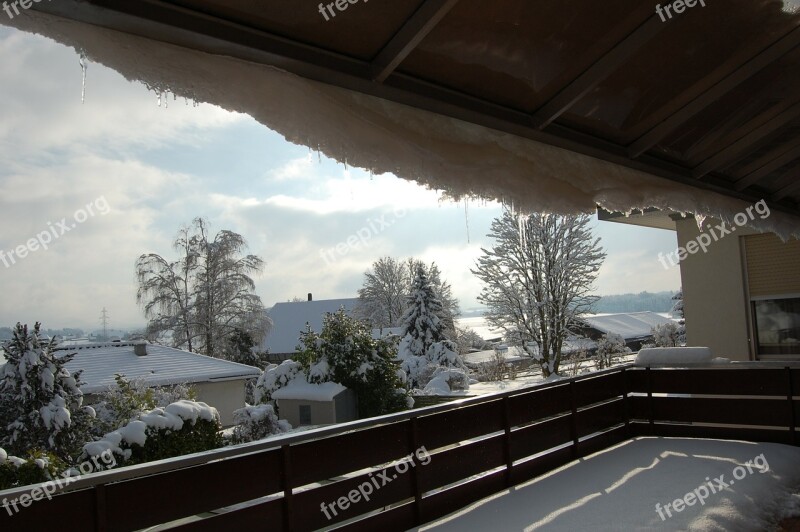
3,10,798,239
228,403,291,445
419,437,800,531
635,347,713,366
421,367,471,396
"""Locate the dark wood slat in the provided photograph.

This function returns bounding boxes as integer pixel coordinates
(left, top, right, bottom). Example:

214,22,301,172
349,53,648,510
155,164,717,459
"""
419,470,507,525
509,446,575,487
104,451,283,532
573,371,624,407
576,425,629,458
772,165,800,201
509,415,573,461
171,498,284,532
416,400,505,450
371,0,460,83
532,7,664,129
735,140,800,191
629,26,800,158
628,368,790,396
290,421,410,487
292,466,414,530
507,383,572,427
693,101,800,178
636,421,794,445
576,399,626,439
648,397,790,426
0,488,96,530
417,435,506,493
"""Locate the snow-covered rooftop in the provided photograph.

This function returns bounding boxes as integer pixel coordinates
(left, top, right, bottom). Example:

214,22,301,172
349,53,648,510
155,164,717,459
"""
582,312,676,340
261,298,359,354
54,342,262,393
271,380,347,402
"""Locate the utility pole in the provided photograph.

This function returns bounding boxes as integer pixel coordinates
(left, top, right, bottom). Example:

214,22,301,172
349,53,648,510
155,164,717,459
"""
100,307,110,342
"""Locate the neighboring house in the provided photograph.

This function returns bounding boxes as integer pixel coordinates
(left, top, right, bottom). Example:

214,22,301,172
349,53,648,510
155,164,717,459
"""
600,209,800,361
54,342,262,427
272,380,357,426
579,311,678,351
260,295,402,361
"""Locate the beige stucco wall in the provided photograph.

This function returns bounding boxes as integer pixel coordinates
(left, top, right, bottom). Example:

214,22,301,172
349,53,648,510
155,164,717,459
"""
194,380,248,428
276,399,336,426
675,218,755,361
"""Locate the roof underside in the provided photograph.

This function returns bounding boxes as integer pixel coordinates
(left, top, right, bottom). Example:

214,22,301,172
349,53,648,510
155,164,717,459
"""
7,0,800,234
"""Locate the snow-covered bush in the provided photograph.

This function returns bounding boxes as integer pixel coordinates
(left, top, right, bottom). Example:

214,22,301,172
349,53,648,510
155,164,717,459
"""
651,323,680,348
296,309,409,419
595,333,630,370
91,374,196,435
0,448,65,490
0,323,95,463
227,404,291,445
422,367,470,394
253,359,303,404
83,400,222,465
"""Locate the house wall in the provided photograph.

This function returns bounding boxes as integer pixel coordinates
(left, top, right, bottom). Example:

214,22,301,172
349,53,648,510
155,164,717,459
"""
333,389,358,423
194,380,248,428
277,399,336,426
675,218,756,361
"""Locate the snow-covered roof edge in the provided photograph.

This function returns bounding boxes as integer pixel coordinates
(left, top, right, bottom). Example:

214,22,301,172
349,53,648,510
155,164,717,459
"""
3,11,798,239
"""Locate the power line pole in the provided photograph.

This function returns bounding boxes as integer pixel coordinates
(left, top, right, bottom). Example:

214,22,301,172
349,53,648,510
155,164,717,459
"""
100,307,110,342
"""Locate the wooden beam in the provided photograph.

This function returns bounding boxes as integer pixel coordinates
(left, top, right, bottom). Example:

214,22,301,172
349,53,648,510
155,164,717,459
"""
531,6,665,130
371,0,460,83
734,140,800,191
693,100,800,178
629,25,800,158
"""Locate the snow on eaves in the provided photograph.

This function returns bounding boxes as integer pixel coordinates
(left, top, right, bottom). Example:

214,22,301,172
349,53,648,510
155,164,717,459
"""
2,10,799,238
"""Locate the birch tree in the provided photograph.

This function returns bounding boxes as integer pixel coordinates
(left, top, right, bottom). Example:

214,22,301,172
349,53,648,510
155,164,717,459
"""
136,218,269,357
472,209,605,377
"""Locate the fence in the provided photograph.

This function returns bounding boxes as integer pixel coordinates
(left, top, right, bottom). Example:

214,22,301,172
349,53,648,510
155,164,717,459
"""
1,362,798,531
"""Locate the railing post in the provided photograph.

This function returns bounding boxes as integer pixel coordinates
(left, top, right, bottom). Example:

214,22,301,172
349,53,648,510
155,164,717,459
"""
94,484,107,532
569,380,579,458
503,396,513,487
621,367,631,438
646,366,655,435
788,367,797,446
281,444,293,532
409,416,422,526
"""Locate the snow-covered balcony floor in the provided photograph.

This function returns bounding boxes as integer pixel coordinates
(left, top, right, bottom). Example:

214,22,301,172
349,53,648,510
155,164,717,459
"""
416,437,800,531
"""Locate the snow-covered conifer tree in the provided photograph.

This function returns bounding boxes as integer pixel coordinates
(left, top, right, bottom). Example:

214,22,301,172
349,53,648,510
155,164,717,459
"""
0,323,94,462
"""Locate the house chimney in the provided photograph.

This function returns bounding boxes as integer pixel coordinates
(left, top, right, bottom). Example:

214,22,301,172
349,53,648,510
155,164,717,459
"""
308,293,313,302
134,341,147,356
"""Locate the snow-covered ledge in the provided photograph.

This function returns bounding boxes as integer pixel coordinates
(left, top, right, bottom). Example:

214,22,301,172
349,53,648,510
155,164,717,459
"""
2,9,799,238
634,347,717,367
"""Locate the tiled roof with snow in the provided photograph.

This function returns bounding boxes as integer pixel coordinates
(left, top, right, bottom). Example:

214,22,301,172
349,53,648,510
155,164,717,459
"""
582,312,676,340
54,342,262,393
262,298,359,354
271,380,347,402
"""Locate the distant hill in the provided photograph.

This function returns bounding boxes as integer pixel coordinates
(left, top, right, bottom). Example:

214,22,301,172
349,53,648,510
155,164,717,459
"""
594,291,677,314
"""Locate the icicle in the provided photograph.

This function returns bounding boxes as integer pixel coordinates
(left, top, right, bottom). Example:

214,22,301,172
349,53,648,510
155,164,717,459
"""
464,199,471,244
78,50,88,104
164,92,168,109
157,91,162,107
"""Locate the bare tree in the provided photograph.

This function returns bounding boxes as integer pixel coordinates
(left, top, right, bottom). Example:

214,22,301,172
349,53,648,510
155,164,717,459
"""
136,218,269,357
355,256,460,333
472,209,605,377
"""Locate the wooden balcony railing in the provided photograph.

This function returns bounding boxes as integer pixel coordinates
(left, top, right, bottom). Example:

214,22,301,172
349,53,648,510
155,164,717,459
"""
1,362,798,531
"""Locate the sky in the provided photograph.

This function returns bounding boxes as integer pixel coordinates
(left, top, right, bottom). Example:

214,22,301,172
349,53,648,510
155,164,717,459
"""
0,26,681,332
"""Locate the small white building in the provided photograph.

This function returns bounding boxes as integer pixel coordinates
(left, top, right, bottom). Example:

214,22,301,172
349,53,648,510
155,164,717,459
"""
55,342,262,427
272,380,358,426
